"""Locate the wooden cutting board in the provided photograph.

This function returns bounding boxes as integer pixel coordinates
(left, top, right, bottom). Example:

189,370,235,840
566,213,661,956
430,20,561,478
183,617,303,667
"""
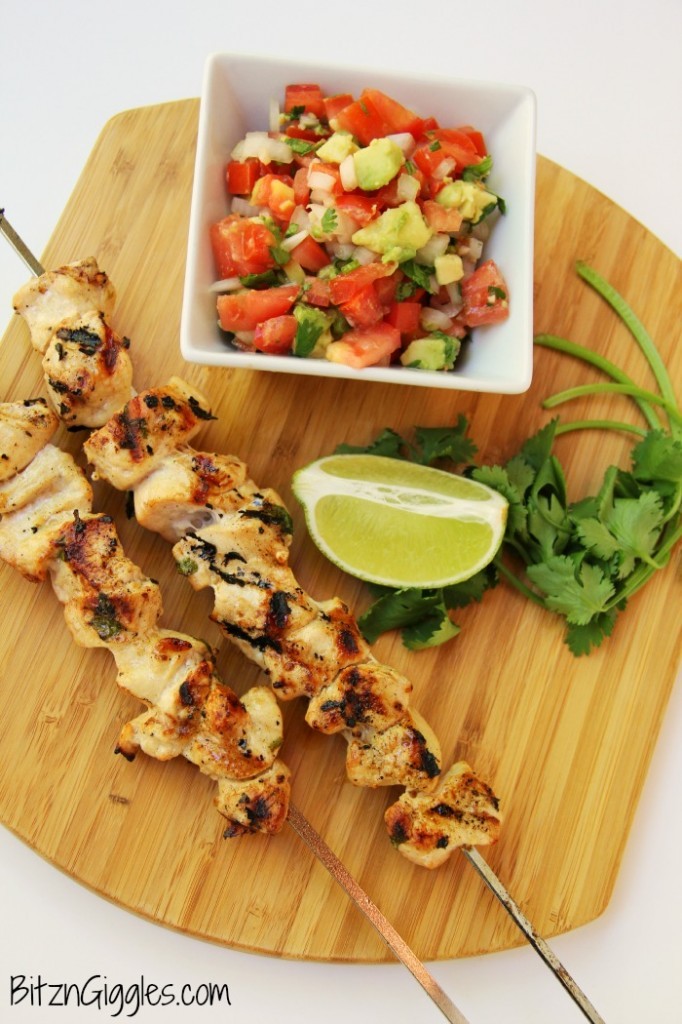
0,99,680,963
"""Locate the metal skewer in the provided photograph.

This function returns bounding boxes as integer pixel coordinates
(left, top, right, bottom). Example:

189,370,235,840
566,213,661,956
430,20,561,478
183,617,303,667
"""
1,208,607,1024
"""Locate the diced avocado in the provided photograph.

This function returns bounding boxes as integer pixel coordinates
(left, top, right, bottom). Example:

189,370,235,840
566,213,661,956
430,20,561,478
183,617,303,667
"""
351,200,432,264
353,138,404,191
434,253,464,286
400,333,460,371
436,180,498,224
315,131,358,164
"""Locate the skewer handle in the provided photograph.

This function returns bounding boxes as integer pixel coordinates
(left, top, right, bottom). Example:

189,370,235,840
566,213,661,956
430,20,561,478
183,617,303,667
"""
288,803,471,1024
461,847,606,1023
0,209,45,276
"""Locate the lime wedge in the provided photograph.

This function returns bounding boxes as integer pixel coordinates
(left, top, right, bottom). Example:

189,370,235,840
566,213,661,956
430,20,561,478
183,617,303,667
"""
292,454,508,588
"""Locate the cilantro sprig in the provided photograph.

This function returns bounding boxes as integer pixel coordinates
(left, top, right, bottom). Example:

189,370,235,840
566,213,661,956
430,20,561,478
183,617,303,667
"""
330,263,681,656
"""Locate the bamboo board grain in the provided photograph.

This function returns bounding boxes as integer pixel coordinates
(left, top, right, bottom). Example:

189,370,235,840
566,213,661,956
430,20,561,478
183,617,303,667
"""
0,99,680,963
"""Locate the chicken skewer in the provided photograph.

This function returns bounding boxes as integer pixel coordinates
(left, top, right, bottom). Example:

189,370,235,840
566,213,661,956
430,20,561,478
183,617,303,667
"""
0,398,291,838
83,377,503,868
2,229,605,1022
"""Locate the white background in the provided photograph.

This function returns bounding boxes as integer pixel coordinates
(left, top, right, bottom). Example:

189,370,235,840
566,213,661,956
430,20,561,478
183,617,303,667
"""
1,2,680,1022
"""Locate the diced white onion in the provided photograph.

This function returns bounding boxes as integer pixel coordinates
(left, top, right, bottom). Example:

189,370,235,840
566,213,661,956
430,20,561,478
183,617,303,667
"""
339,154,358,191
329,242,356,260
386,132,416,155
231,197,260,217
396,174,420,202
281,228,310,251
308,169,336,191
459,237,484,262
472,220,490,241
289,205,311,230
415,233,450,264
231,133,293,164
420,307,453,332
432,157,456,181
432,299,463,317
351,246,379,265
445,282,463,308
309,188,335,205
233,330,255,349
334,210,359,244
209,277,242,293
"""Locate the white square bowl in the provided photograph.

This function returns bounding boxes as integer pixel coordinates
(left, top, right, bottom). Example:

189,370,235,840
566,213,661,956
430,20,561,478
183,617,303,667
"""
180,53,536,393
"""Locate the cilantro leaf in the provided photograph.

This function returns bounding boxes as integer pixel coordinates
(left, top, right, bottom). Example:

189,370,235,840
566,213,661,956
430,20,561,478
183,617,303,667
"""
565,608,620,657
284,136,319,155
358,587,443,645
412,416,477,465
526,557,615,624
335,428,407,459
320,207,338,234
462,155,493,181
292,305,331,358
400,259,436,293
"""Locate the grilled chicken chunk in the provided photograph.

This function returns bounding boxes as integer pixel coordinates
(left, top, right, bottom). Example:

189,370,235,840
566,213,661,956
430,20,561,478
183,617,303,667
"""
42,310,134,427
0,443,93,580
85,378,214,490
13,257,116,354
0,398,58,482
13,259,132,428
0,412,290,838
384,762,503,868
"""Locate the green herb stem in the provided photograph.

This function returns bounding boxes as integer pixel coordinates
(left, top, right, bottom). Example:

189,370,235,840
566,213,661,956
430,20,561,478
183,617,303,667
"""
553,418,648,438
576,261,679,429
543,382,682,428
534,334,663,431
494,556,547,607
603,519,682,610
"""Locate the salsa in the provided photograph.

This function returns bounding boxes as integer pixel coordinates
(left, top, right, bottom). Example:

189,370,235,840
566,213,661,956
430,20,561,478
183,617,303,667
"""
210,83,509,371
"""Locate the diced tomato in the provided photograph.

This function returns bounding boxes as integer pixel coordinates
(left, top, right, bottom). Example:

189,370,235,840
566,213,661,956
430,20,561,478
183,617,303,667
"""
290,235,331,273
324,92,354,121
284,83,326,120
333,96,387,146
284,123,326,142
292,167,310,206
328,261,397,304
460,260,510,327
338,284,386,328
217,285,300,332
253,314,298,354
250,174,296,221
360,89,424,139
210,215,278,279
457,125,487,158
422,199,464,233
373,269,402,307
418,115,440,135
302,276,332,307
386,301,422,339
326,322,401,368
226,158,260,196
334,193,379,226
425,129,480,170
